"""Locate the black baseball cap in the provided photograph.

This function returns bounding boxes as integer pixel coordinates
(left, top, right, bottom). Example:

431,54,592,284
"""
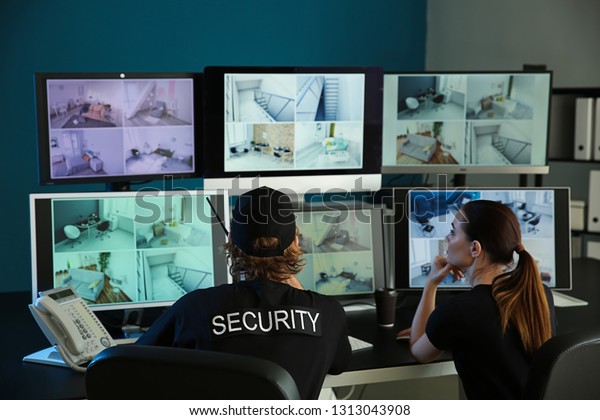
230,187,296,257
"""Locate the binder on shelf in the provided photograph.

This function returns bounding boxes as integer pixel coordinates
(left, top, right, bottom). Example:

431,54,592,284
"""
574,97,594,160
595,98,600,160
588,170,600,233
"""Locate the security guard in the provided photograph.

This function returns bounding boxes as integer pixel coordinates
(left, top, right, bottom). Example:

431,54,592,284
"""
137,186,351,399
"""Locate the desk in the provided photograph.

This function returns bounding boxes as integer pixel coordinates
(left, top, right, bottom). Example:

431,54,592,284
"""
324,307,455,388
2,258,599,399
75,219,100,240
325,257,600,388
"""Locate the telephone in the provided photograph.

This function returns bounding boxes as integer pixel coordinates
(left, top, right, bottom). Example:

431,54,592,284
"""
29,285,116,372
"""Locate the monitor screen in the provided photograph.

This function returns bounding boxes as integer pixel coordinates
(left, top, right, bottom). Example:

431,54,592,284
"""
30,190,229,311
202,66,383,192
293,203,386,299
35,72,201,188
392,187,571,290
381,71,552,174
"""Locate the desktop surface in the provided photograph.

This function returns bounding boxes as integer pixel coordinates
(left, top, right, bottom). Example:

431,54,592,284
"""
3,258,600,399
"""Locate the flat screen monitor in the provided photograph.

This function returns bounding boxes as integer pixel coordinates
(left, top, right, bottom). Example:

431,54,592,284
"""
381,71,552,174
30,189,229,311
35,72,201,189
202,66,383,193
392,187,571,290
292,202,387,300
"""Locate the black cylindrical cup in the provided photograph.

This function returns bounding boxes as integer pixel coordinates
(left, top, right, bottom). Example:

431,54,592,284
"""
375,288,398,327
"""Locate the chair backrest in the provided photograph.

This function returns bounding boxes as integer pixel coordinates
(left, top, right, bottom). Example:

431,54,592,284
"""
64,225,80,239
97,221,110,231
529,214,542,225
523,328,600,399
85,345,301,400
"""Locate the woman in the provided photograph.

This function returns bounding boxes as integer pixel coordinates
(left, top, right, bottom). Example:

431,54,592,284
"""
407,199,556,399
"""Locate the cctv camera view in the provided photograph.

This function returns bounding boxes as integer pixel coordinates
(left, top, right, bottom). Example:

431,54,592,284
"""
49,194,221,307
295,208,377,296
381,73,551,169
408,189,556,288
224,73,365,172
45,77,195,180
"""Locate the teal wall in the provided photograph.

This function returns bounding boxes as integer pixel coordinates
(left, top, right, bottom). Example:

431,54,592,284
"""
0,0,427,293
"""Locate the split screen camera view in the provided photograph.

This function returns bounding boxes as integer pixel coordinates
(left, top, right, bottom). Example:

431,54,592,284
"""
224,73,365,172
50,194,219,307
408,189,556,288
45,78,195,180
382,73,551,170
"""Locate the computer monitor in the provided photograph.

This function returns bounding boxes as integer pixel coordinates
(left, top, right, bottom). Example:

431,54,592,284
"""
293,202,387,300
392,187,571,290
202,66,383,193
35,72,201,190
29,189,229,311
381,71,552,174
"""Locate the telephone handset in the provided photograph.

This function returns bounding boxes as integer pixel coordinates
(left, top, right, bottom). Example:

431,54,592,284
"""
29,285,116,372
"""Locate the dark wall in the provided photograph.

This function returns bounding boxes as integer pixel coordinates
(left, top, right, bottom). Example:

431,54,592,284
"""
397,76,437,112
1,0,427,293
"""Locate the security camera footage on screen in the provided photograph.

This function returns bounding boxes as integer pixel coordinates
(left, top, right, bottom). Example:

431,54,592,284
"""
223,73,365,172
44,77,195,181
408,189,556,288
40,192,226,310
294,208,381,297
381,72,551,173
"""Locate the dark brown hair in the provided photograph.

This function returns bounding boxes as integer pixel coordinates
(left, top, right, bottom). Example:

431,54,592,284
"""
457,200,551,355
224,234,305,283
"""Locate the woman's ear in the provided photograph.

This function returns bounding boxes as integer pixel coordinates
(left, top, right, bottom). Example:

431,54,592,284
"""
294,235,300,246
470,240,482,258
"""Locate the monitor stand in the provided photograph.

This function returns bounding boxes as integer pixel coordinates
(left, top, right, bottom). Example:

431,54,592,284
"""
551,291,588,307
453,174,466,187
23,346,67,368
23,336,139,369
107,181,131,192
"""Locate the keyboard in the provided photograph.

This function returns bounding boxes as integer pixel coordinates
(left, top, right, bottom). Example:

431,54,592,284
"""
348,335,373,352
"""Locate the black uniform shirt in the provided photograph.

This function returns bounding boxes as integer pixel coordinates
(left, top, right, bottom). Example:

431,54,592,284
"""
426,284,556,399
137,278,351,399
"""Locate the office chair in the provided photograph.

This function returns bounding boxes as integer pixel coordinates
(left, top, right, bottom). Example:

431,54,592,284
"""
527,214,542,234
85,345,301,400
523,328,600,399
95,221,111,240
432,94,445,110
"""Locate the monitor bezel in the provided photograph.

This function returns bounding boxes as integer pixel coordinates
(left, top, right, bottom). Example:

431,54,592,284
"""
30,189,230,311
202,66,383,192
391,186,572,291
35,72,203,187
381,70,553,175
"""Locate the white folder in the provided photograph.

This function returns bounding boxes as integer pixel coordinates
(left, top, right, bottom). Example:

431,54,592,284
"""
595,98,600,160
588,170,600,233
574,98,594,160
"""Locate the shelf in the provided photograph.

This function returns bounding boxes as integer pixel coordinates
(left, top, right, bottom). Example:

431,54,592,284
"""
572,230,600,235
553,87,600,96
549,159,600,164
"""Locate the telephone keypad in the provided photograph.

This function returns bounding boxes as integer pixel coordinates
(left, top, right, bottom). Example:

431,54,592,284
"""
63,301,114,358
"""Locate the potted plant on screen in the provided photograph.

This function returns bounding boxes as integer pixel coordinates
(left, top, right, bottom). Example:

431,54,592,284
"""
98,252,111,274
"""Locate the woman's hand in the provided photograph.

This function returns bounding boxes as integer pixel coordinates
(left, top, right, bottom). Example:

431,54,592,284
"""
427,255,463,286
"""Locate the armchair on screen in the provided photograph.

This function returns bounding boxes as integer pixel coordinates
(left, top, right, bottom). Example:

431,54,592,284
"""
85,345,300,400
